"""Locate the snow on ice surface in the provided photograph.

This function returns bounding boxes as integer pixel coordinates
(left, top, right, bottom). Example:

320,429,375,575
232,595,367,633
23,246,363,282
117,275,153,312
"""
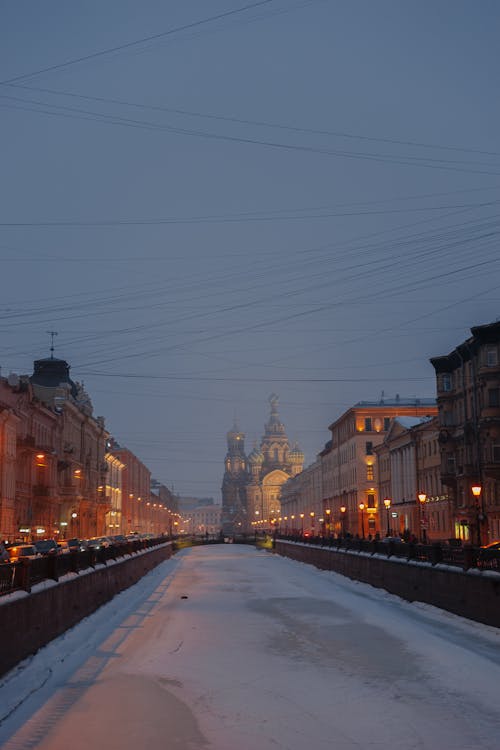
0,545,499,750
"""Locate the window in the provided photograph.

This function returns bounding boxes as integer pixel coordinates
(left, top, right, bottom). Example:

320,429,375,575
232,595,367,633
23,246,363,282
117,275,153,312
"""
383,417,391,431
486,347,498,367
365,441,373,455
364,417,372,431
366,465,374,481
493,445,500,463
442,373,452,392
488,389,500,408
367,493,375,507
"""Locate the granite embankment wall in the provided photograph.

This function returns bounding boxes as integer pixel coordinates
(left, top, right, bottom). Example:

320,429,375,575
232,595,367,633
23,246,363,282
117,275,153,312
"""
274,540,500,628
0,542,172,677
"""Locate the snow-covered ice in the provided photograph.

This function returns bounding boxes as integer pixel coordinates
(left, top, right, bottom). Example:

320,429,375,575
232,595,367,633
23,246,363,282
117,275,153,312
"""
0,544,499,749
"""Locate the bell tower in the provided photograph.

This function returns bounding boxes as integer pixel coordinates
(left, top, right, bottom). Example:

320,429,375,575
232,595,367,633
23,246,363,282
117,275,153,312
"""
221,421,249,535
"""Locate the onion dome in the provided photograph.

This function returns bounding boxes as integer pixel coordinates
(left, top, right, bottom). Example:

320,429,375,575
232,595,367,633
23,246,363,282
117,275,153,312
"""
289,443,304,463
248,443,264,464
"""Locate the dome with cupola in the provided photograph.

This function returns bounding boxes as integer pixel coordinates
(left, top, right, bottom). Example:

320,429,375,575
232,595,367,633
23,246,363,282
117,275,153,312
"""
248,443,264,464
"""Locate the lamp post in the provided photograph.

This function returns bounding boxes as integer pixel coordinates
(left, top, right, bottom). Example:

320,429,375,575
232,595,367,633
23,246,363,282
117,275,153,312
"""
418,492,427,543
383,497,391,537
300,513,304,536
471,484,482,546
325,508,331,536
359,502,366,539
340,505,346,537
310,511,315,535
71,511,78,539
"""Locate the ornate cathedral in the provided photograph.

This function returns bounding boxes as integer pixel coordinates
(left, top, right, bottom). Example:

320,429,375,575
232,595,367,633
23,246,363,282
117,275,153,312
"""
221,395,304,534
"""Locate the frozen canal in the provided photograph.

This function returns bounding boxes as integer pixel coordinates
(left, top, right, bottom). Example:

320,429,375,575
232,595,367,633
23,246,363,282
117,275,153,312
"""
1,544,499,749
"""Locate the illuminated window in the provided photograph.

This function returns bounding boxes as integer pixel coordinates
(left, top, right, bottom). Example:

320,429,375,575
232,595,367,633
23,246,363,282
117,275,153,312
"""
366,465,374,481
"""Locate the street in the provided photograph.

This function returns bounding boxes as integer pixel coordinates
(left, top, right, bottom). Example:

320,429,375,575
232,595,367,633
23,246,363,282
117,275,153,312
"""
1,545,499,749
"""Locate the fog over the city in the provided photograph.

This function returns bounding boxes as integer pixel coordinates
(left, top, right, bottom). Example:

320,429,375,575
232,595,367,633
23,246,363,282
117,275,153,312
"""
1,1,499,498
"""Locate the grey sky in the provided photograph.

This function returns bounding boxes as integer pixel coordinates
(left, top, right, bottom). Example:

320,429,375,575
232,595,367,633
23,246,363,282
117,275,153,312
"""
1,1,499,498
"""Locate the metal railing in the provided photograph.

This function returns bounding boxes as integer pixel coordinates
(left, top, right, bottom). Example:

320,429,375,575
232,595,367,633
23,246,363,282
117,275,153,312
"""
0,537,169,597
273,534,500,572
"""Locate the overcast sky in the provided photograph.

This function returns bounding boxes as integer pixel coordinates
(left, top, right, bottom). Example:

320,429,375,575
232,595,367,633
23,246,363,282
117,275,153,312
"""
1,1,499,499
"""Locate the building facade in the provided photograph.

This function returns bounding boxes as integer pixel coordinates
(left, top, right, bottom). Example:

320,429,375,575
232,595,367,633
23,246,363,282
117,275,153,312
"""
280,458,323,535
109,442,151,534
0,356,110,541
320,398,437,538
187,503,222,536
430,321,500,544
375,416,452,541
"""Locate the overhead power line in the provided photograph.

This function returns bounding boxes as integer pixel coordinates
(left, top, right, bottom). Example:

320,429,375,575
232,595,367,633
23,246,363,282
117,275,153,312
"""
0,1,275,85
1,199,498,228
6,82,500,159
2,93,499,176
80,371,432,384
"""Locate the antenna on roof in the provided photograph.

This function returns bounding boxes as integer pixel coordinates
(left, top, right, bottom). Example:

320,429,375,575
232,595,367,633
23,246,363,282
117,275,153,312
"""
379,390,385,404
47,330,58,359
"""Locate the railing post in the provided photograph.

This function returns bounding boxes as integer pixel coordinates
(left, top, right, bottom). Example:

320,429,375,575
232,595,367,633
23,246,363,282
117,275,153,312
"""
70,550,79,574
430,544,443,566
463,546,474,571
406,543,417,561
47,554,59,582
18,559,32,593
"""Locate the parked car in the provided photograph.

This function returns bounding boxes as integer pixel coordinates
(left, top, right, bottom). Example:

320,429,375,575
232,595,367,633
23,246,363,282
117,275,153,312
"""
66,538,88,552
380,536,405,544
34,539,60,556
57,540,71,553
478,540,500,568
109,535,128,545
7,544,38,562
87,536,112,550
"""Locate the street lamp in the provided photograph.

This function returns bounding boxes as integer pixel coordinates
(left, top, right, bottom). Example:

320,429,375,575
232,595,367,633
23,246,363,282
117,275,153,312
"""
359,502,366,539
340,505,346,537
418,492,427,543
383,497,391,537
325,508,331,536
471,484,482,546
299,513,304,535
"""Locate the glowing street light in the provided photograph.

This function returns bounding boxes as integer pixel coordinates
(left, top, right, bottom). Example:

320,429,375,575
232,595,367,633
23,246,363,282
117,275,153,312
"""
340,505,347,537
383,497,391,537
418,492,427,543
325,508,331,536
471,484,482,546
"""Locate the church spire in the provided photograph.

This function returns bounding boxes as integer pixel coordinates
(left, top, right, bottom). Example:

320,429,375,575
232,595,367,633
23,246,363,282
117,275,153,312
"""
265,393,286,437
